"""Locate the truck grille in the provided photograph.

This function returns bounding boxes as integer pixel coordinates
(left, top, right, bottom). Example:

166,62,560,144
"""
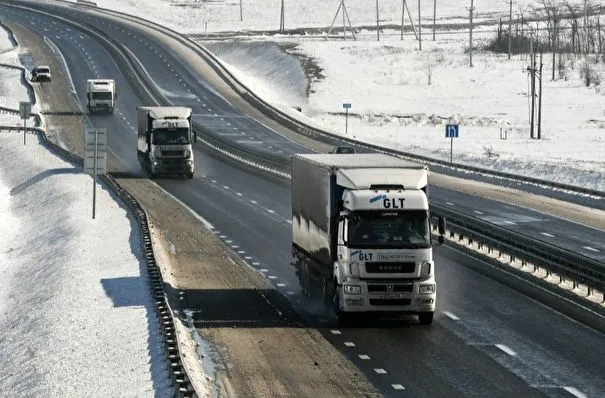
367,284,413,293
370,298,411,306
365,262,415,273
162,150,184,157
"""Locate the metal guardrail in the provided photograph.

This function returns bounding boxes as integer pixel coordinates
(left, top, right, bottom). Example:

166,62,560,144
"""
432,203,605,295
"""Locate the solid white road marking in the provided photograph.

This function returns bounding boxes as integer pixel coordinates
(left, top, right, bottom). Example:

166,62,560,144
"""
392,384,405,390
344,342,355,347
563,387,587,398
443,311,460,320
374,369,387,374
540,232,556,238
495,344,517,356
358,354,370,360
583,246,600,252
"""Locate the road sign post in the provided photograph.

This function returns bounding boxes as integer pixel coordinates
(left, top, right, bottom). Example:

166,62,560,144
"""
342,102,351,136
84,127,107,220
445,124,459,163
19,102,31,145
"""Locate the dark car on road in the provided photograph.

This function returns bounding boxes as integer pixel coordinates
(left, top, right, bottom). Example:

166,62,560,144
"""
30,65,52,82
329,145,356,154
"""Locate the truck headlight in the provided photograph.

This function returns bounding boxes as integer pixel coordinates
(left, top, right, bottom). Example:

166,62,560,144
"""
419,284,435,294
344,285,362,295
421,261,432,277
349,262,359,276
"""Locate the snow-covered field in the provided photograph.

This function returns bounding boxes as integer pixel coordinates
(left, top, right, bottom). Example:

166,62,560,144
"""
87,0,605,190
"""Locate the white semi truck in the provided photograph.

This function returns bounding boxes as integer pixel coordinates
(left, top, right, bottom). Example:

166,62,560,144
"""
86,79,116,114
137,106,195,179
291,153,445,325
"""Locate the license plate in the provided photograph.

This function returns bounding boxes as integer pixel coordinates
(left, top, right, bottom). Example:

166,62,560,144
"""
381,293,401,300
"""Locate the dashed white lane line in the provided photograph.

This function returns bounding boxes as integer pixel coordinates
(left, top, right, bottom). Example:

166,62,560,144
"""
266,209,275,214
446,202,455,206
223,185,229,190
225,240,232,244
392,384,405,390
540,232,556,238
473,210,484,215
236,192,243,196
443,311,460,320
374,368,387,374
237,250,245,254
277,283,286,287
231,245,239,249
268,275,277,279
358,354,370,360
252,262,260,266
286,291,295,295
250,200,258,204
583,246,600,252
344,342,356,347
330,330,342,335
495,344,517,356
563,387,587,398
260,269,268,272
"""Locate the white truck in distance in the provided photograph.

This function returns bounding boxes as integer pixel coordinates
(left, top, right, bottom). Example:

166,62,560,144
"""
137,106,195,179
86,79,116,114
291,153,445,326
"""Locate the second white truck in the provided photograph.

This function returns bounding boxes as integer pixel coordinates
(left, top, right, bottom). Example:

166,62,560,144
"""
291,153,445,325
86,79,116,114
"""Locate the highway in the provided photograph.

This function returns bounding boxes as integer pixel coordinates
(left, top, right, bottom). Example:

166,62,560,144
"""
3,2,605,396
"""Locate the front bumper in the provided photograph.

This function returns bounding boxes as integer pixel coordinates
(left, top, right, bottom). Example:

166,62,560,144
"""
338,280,436,314
152,158,194,174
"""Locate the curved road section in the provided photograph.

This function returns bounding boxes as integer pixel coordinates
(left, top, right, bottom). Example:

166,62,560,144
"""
3,2,605,397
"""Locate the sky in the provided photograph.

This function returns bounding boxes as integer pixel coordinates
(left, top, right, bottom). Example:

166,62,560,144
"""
0,0,602,396
93,0,605,191
0,28,212,396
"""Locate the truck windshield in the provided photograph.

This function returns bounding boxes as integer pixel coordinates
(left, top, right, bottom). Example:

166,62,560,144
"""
152,128,190,145
348,210,430,249
92,92,112,100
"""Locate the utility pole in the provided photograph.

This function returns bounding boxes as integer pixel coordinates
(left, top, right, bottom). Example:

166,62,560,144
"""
528,52,536,139
433,0,437,41
401,0,405,40
239,0,243,22
279,0,285,33
537,53,543,139
469,0,474,67
508,0,513,59
418,0,422,50
376,0,380,41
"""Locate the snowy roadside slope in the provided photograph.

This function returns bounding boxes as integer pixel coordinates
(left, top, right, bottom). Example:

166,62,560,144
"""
0,133,172,397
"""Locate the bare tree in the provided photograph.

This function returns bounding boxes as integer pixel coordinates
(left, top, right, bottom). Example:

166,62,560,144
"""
424,51,444,85
534,0,564,79
564,1,580,55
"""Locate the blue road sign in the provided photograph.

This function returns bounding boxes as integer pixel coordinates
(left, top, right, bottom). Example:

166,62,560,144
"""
445,124,459,138
342,103,352,109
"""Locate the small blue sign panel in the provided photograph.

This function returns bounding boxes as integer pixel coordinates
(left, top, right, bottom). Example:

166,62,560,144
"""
342,103,352,109
445,124,459,138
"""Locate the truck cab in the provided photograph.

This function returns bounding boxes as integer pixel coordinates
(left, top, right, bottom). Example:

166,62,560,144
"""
86,79,116,114
334,169,436,324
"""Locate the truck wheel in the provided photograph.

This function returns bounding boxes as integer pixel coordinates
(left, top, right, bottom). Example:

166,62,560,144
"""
332,288,355,327
418,312,434,325
185,172,194,179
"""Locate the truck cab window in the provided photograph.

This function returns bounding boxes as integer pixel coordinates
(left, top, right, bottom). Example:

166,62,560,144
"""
348,210,430,249
153,128,190,145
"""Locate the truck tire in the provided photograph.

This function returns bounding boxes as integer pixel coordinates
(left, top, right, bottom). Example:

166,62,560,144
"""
418,312,434,325
185,171,194,179
332,287,355,327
